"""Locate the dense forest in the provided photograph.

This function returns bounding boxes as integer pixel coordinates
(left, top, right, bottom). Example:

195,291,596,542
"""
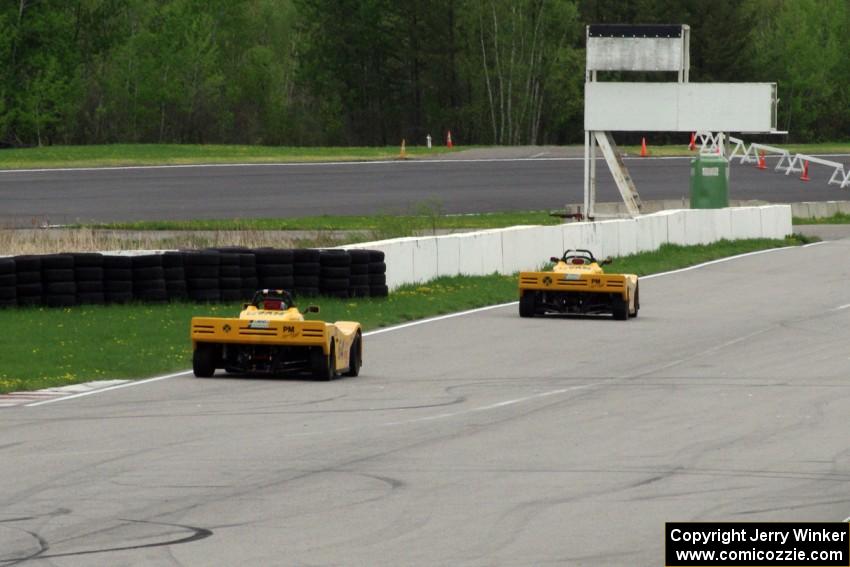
1,0,848,147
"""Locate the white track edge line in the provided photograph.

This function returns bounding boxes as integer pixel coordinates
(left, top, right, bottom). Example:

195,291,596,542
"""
25,370,193,407
24,240,829,407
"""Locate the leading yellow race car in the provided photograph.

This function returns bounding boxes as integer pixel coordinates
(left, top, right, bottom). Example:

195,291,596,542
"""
518,249,639,320
190,289,362,380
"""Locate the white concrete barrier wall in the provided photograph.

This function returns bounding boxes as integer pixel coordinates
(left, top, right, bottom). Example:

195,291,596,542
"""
345,206,792,289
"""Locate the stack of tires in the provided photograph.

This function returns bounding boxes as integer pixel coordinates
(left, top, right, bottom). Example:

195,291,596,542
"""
184,251,220,302
42,254,77,307
255,248,294,291
14,255,42,307
240,252,259,298
104,255,133,304
368,250,388,297
319,250,350,298
163,252,188,301
0,258,16,308
132,255,167,302
217,251,243,301
293,249,321,297
73,253,105,305
348,250,371,297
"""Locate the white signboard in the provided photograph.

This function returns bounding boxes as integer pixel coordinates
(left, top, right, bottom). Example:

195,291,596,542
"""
584,82,778,133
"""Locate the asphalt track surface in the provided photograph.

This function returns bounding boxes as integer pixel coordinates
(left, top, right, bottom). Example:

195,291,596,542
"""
2,239,849,566
2,154,849,225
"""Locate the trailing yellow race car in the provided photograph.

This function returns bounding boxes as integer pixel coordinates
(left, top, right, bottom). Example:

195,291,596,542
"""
190,289,362,380
518,249,639,320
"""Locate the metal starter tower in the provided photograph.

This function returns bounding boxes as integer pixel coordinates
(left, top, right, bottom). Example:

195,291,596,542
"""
583,24,781,218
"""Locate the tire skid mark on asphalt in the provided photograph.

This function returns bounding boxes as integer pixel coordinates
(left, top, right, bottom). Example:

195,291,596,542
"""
16,240,836,409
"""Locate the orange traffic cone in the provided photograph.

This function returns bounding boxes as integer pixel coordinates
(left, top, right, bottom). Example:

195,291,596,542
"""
640,137,648,157
688,132,696,151
446,131,453,148
800,160,810,181
757,151,766,170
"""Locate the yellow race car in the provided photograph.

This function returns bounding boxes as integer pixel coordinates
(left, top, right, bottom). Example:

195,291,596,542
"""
518,249,639,320
190,289,362,380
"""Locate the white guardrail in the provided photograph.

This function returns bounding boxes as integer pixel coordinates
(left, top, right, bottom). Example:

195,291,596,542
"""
345,206,792,290
726,135,849,189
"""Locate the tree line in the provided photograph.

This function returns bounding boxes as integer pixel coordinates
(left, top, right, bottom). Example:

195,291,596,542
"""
1,0,847,148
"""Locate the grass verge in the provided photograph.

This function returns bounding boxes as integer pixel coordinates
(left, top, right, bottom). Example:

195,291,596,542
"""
0,143,455,169
2,142,846,169
81,210,560,232
620,142,850,157
0,235,812,394
793,212,850,225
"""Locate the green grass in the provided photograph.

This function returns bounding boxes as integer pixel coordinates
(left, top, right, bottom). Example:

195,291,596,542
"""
82,210,561,233
0,235,811,394
621,141,850,157
2,142,847,169
793,212,850,225
0,143,455,169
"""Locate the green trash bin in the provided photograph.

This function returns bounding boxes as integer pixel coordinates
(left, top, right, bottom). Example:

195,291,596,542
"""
690,154,729,208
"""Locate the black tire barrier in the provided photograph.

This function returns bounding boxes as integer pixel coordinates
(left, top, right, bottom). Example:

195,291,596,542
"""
296,286,320,297
350,263,369,275
256,264,294,277
132,255,167,302
44,269,74,282
15,271,41,284
294,262,320,276
76,281,105,293
41,254,74,269
162,251,184,268
162,252,187,301
2,247,388,307
72,253,104,267
370,284,389,297
293,248,321,263
254,248,294,263
184,251,220,301
46,282,76,295
260,276,295,290
369,261,387,274
40,255,77,306
0,258,15,275
77,292,106,305
16,282,42,297
129,254,161,268
105,269,132,283
14,256,40,306
240,277,259,298
321,277,349,291
350,286,370,298
320,266,350,279
74,255,105,305
13,255,41,272
294,275,320,287
320,249,351,267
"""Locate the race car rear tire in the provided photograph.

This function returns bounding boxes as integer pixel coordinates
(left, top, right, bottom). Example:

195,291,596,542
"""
344,336,362,377
519,291,537,318
312,343,336,381
612,296,628,320
193,344,217,377
629,283,639,318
